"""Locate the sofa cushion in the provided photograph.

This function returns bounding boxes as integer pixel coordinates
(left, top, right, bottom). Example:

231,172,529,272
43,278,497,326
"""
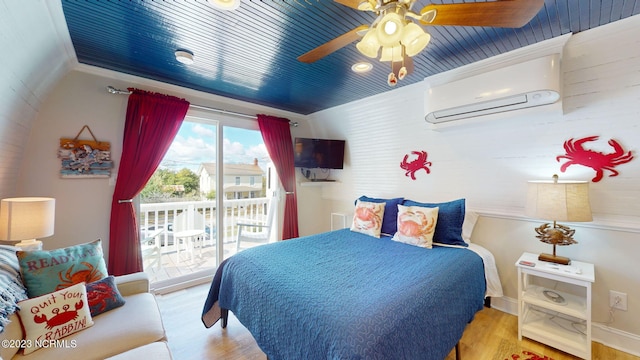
17,282,94,355
16,292,166,360
17,240,108,298
86,276,126,317
0,313,26,360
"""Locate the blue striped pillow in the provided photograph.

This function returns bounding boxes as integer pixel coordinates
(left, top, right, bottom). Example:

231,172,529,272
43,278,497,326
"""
0,245,28,333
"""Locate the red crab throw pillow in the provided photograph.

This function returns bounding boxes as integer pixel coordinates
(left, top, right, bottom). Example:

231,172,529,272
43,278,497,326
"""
17,282,94,355
86,276,126,316
17,239,108,298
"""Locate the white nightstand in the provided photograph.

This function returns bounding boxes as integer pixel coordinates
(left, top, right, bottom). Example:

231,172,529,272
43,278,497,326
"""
516,252,595,360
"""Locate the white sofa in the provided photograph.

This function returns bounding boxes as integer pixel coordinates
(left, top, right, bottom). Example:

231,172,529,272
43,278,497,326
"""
0,272,171,360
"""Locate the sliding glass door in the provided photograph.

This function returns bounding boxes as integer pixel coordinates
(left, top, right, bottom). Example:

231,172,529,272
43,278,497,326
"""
138,116,276,292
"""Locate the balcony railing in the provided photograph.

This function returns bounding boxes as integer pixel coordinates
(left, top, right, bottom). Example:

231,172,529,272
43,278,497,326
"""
139,197,270,283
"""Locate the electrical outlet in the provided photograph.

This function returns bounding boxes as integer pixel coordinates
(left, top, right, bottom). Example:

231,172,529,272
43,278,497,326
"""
609,290,628,311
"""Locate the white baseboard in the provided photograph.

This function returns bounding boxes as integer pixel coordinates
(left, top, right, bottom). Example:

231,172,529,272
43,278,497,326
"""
490,295,518,315
592,323,640,357
490,296,640,357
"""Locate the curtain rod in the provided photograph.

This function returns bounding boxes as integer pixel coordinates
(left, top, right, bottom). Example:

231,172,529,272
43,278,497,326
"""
106,86,298,126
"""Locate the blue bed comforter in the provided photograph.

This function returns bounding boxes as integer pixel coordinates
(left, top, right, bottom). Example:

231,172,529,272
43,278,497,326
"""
202,229,486,360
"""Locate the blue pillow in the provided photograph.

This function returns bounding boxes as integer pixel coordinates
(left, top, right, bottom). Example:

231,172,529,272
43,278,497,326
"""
356,196,404,236
402,198,467,247
17,239,108,298
86,276,126,316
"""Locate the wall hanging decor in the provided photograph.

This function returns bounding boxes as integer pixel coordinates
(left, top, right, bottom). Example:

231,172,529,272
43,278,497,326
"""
556,136,633,182
400,150,432,180
58,125,113,178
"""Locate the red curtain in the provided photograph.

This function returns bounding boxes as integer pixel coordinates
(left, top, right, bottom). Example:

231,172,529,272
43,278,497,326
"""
257,114,299,240
108,89,190,276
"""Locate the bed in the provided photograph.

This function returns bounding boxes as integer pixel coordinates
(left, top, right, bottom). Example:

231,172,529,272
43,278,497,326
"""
202,196,504,359
202,226,493,359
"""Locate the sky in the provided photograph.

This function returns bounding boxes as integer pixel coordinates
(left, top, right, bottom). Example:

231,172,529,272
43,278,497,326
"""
160,122,270,172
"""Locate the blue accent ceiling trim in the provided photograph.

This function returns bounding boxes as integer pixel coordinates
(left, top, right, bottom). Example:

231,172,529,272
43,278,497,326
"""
60,0,640,115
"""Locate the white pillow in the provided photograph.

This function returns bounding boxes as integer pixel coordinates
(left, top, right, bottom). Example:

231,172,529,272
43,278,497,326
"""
392,205,439,248
17,282,94,355
462,211,479,243
350,200,385,238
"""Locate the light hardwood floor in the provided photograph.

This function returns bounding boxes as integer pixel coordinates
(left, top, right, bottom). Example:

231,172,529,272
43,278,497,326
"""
156,284,639,360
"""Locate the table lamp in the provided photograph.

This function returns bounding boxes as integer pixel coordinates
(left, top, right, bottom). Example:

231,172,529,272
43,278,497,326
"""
0,197,55,250
525,175,592,265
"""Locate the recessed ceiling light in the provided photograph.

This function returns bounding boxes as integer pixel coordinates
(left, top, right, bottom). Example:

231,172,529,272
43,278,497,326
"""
208,0,240,11
351,62,373,73
175,50,194,65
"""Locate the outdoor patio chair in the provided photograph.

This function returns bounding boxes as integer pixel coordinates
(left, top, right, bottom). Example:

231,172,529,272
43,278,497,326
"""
236,197,277,252
140,228,163,270
174,209,207,263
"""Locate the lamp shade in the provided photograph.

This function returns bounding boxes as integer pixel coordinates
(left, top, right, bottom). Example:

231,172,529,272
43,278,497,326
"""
0,197,55,241
525,180,592,222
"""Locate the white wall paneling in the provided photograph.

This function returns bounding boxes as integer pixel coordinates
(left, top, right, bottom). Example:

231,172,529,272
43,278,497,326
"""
0,0,75,199
305,14,640,355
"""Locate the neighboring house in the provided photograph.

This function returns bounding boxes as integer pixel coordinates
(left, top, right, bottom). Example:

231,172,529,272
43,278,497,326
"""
198,159,264,199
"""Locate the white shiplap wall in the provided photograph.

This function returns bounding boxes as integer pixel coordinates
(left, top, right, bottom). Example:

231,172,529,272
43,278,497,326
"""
0,0,74,198
303,14,640,353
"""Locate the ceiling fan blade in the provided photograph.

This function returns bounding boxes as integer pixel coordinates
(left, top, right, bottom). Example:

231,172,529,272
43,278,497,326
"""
298,25,369,63
334,0,361,10
420,0,544,28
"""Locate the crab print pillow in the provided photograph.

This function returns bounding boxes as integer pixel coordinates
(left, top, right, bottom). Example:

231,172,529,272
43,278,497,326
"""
392,205,439,248
86,276,126,316
17,282,94,355
350,200,385,238
17,239,108,298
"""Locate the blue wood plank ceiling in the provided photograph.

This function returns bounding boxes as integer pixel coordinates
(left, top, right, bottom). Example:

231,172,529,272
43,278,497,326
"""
61,0,640,115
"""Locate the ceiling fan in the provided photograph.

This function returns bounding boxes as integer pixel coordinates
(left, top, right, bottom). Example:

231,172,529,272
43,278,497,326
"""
297,0,545,86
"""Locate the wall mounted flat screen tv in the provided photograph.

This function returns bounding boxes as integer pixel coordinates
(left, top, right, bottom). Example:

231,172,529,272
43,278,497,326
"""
294,138,345,169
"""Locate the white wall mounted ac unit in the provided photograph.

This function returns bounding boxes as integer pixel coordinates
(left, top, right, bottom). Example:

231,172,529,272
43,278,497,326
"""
425,54,561,126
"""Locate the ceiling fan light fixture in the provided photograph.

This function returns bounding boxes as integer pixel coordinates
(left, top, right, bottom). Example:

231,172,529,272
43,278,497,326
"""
376,12,405,46
401,23,431,57
379,45,403,63
357,0,376,11
175,50,195,65
208,0,240,11
420,9,437,24
356,29,381,58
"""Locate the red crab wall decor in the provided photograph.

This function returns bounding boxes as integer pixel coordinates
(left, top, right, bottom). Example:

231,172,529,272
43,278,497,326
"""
556,136,634,182
400,151,432,180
